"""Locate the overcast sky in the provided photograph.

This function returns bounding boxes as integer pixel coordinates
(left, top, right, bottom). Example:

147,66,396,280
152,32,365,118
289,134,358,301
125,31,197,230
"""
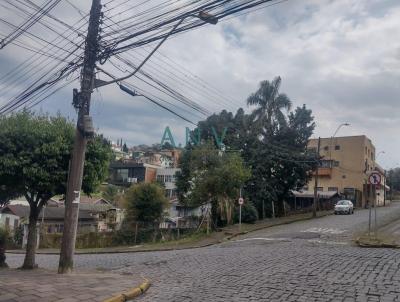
0,0,399,169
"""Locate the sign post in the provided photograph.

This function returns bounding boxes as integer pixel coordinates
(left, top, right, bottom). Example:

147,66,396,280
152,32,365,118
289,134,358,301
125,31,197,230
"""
368,172,382,238
238,190,244,232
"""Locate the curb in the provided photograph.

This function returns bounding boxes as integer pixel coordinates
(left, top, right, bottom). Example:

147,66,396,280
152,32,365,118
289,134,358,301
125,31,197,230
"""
7,212,333,255
224,211,333,242
103,279,151,302
355,237,400,249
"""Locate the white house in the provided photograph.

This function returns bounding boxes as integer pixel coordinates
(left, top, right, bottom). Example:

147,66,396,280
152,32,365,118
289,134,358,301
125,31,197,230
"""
0,206,21,232
156,167,180,199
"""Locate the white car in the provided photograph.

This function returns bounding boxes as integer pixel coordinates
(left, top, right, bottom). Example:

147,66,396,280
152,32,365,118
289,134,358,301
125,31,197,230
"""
334,200,354,215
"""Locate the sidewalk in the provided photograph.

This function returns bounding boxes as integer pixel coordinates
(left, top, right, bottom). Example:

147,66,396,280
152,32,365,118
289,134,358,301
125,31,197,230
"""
7,210,332,255
356,218,400,248
0,268,143,302
355,202,400,248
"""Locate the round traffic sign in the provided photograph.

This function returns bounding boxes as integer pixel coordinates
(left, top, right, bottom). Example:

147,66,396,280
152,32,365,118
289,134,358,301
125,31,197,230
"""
238,197,244,205
368,172,381,185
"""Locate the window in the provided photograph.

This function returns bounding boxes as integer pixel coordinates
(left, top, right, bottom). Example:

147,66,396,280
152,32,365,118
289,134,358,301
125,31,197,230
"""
320,160,331,168
116,168,128,182
307,147,317,154
333,161,340,167
157,175,164,183
365,147,367,155
371,152,374,160
335,145,340,150
342,175,346,179
317,187,323,191
328,187,338,192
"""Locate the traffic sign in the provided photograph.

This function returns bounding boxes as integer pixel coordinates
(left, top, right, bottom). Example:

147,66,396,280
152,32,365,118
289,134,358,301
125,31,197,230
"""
368,172,381,185
238,197,244,205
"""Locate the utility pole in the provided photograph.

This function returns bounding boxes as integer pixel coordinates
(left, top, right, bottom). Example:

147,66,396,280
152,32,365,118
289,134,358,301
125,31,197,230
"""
58,0,102,274
313,137,321,218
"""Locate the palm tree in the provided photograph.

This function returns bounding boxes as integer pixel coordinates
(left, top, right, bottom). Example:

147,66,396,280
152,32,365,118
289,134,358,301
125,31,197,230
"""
247,76,292,135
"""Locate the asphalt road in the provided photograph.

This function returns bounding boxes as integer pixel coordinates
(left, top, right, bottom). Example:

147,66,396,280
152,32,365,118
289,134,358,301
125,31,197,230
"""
7,202,400,302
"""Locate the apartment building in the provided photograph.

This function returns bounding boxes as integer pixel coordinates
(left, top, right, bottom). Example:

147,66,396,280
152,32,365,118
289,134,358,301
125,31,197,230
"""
307,135,386,208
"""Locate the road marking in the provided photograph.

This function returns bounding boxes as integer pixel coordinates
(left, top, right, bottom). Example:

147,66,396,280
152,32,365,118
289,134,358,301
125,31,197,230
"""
301,227,347,234
307,239,348,245
233,237,290,242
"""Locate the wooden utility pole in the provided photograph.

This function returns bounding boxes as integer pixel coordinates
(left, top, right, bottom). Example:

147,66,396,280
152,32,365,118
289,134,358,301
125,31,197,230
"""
313,137,321,218
58,0,102,274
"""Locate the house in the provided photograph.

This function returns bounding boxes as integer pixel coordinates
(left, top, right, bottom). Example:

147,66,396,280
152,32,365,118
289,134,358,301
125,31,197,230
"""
0,204,98,234
156,167,180,199
109,161,159,186
307,135,388,208
161,201,211,229
49,196,125,232
290,190,341,211
0,205,21,232
0,196,125,234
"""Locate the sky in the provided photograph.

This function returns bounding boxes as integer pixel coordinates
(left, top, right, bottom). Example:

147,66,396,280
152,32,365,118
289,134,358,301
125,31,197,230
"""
0,0,399,169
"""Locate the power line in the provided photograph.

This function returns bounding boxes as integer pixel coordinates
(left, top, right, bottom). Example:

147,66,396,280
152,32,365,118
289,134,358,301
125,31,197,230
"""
0,0,62,49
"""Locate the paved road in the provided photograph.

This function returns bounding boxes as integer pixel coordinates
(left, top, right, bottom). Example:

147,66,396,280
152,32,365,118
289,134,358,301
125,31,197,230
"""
7,202,400,302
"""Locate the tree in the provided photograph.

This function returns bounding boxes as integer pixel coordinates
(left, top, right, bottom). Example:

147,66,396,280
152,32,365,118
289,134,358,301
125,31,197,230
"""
387,168,400,192
176,143,250,227
102,184,120,205
247,76,292,136
188,77,316,219
0,111,112,269
245,105,316,218
124,183,168,225
0,228,9,268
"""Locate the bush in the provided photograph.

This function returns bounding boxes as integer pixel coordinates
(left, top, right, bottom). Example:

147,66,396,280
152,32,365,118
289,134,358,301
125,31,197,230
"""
0,228,10,267
234,202,258,224
0,228,8,246
13,225,23,247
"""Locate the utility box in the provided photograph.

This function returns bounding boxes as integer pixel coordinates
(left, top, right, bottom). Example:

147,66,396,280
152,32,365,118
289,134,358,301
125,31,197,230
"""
81,115,95,138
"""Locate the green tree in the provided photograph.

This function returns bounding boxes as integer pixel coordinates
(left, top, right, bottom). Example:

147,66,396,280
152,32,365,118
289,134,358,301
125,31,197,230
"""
234,202,258,224
388,168,400,192
176,143,250,227
102,184,120,204
189,77,315,219
247,76,292,135
124,183,168,225
0,228,9,268
245,105,316,218
0,111,112,269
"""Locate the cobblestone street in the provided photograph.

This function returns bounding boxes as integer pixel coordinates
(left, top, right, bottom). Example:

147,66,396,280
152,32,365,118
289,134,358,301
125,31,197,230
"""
6,202,400,301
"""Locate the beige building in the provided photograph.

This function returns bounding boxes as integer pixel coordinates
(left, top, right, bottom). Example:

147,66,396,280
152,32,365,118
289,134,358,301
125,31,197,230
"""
307,135,387,208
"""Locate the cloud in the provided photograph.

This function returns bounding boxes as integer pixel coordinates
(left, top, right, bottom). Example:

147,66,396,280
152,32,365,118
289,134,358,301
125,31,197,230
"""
0,0,399,168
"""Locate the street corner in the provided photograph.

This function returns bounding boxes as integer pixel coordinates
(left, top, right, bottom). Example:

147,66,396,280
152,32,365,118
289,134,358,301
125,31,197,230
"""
0,268,146,302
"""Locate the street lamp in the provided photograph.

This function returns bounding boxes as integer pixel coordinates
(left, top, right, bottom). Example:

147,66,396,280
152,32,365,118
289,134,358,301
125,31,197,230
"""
376,151,385,159
332,123,350,138
329,122,350,163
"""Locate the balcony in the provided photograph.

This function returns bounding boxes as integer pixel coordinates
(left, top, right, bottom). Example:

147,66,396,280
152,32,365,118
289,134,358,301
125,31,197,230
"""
311,167,332,176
